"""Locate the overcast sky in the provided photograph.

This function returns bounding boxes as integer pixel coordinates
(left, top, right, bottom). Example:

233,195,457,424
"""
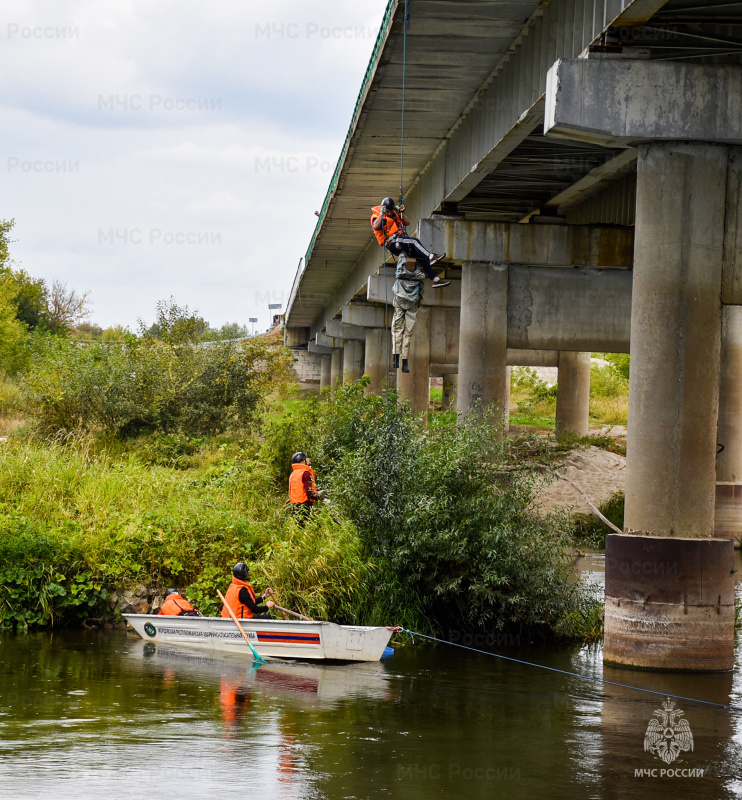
0,0,388,331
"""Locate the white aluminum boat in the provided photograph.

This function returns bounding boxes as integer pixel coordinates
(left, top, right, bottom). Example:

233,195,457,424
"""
124,614,394,662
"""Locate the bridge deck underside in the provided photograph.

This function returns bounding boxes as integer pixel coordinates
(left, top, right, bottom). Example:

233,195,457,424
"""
288,0,742,332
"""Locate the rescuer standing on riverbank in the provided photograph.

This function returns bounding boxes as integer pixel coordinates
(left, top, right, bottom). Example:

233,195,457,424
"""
289,451,321,524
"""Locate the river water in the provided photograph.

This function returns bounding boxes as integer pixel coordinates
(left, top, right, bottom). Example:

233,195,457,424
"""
2,560,742,799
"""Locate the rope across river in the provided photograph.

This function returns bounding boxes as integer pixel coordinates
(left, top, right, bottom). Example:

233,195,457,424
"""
401,629,742,713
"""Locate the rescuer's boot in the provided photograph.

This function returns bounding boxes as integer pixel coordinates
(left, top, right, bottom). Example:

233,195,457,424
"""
432,278,451,289
393,353,400,370
402,358,410,373
430,252,446,267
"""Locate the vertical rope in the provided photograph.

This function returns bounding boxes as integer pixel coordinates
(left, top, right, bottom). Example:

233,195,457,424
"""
399,0,409,208
383,0,409,420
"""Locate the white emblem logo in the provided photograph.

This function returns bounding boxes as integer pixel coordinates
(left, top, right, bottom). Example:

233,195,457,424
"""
644,698,694,765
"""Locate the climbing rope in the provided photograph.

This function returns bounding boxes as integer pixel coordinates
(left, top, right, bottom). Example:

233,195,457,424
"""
402,629,742,713
382,0,410,419
399,0,409,209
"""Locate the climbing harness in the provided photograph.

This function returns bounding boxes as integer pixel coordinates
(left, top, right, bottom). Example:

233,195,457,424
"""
401,630,742,713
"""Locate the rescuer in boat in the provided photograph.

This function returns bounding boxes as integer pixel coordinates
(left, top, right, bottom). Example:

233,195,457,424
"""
158,588,202,616
288,451,321,524
370,197,451,288
220,562,276,620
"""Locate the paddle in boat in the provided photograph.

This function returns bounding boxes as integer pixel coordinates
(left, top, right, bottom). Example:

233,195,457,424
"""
124,613,395,662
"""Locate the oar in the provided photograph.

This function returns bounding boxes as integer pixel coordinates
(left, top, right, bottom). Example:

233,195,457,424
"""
217,589,267,664
271,603,314,622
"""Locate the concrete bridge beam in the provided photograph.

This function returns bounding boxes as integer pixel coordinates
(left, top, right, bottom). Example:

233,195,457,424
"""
308,341,333,356
546,59,742,148
420,218,634,269
371,264,632,353
326,320,366,341
342,303,392,328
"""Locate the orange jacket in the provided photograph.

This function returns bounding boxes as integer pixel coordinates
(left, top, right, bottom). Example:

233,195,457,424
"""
221,576,258,619
159,593,195,616
370,205,402,245
289,463,317,505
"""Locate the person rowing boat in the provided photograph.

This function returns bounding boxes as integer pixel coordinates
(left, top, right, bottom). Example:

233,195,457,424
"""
220,562,276,620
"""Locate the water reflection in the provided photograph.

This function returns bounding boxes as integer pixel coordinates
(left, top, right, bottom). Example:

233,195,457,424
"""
1,625,742,798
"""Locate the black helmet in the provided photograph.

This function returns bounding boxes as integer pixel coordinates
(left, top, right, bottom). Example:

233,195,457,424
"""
381,196,395,210
233,562,249,580
164,588,178,598
291,451,307,464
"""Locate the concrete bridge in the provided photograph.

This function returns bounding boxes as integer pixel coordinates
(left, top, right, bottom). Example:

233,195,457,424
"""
284,0,742,672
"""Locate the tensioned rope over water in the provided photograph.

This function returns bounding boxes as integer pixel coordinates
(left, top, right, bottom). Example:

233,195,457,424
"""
402,630,742,713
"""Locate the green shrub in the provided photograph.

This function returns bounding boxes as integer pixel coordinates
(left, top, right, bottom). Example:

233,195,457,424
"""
601,353,630,381
0,374,23,416
590,361,628,399
22,326,292,437
252,511,390,626
270,383,594,637
0,525,109,629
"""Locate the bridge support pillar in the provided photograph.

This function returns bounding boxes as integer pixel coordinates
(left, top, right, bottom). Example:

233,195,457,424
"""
606,142,734,672
398,307,430,414
457,262,509,434
319,355,331,391
343,340,363,385
330,347,343,388
716,306,742,544
364,328,389,396
555,352,590,438
442,374,458,410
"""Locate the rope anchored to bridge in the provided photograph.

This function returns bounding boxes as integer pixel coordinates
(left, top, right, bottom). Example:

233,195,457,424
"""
401,629,742,713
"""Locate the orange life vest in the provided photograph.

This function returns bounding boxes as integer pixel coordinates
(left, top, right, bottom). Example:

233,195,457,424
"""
289,463,316,505
221,577,258,619
370,205,402,246
159,593,195,616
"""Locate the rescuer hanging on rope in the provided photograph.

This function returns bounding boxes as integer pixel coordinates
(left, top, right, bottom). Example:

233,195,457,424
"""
371,197,451,288
391,252,425,373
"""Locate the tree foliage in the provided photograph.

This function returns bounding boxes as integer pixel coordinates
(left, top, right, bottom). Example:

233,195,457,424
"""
263,385,592,637
46,279,91,332
23,300,293,437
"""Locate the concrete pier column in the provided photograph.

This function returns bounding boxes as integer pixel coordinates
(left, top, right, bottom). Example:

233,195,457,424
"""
716,306,742,543
606,142,734,672
442,374,458,410
330,347,343,388
457,262,509,433
319,355,331,391
398,307,431,413
364,328,389,396
555,352,591,437
343,340,363,384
